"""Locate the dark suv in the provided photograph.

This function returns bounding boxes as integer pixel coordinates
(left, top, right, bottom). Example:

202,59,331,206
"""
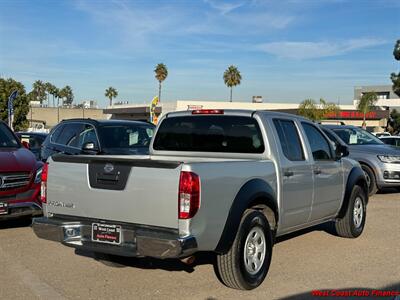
41,119,155,161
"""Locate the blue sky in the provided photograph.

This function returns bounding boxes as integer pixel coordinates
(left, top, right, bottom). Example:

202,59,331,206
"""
0,0,399,107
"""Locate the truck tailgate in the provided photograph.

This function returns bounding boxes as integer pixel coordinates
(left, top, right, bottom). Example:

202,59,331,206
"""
45,156,182,229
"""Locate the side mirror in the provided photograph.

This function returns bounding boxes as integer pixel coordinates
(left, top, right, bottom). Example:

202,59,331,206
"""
335,143,349,159
21,141,30,149
82,142,99,154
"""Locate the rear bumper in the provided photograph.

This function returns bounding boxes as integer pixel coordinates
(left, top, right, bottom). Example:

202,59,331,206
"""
32,216,197,259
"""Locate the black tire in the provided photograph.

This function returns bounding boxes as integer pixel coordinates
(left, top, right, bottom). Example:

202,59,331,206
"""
216,209,273,290
361,164,377,196
335,185,367,238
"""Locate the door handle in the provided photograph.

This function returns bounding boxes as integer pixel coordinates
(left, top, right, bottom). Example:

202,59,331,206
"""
283,170,294,177
314,168,322,175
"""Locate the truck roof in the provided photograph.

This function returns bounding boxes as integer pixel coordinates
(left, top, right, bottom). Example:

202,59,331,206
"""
60,118,154,127
165,109,310,121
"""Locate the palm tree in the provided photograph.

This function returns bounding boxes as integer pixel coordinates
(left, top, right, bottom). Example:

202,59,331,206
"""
44,82,57,107
105,87,118,106
154,63,168,103
55,87,61,123
357,92,378,129
48,83,57,107
223,65,242,102
32,80,46,105
58,86,74,107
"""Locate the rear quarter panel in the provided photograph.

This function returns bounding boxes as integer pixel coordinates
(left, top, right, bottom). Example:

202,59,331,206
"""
186,160,277,251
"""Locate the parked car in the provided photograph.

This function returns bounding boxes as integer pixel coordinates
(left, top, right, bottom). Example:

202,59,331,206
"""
322,125,400,195
0,121,43,220
41,119,155,161
379,136,400,147
15,132,48,160
33,110,368,290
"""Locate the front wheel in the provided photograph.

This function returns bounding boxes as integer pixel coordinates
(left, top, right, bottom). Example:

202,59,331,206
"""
335,185,367,238
216,209,273,290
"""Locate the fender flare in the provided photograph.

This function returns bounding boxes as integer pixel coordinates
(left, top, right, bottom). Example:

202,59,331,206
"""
214,178,277,254
337,166,368,219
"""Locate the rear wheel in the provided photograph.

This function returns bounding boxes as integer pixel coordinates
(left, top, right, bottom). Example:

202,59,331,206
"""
335,185,367,238
216,209,273,290
361,164,377,196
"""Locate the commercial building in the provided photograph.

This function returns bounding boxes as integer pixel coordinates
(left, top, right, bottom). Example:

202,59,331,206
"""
104,99,389,130
353,85,400,109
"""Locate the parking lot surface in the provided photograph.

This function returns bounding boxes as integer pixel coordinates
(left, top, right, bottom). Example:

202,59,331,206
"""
0,191,399,300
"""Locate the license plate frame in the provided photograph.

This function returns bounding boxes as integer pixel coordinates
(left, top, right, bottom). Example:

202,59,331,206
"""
0,202,8,215
91,223,121,245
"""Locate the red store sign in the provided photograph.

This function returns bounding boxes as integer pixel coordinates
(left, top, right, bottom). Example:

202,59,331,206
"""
324,111,380,120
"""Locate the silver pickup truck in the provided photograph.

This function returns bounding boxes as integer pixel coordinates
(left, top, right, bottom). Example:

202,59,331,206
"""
33,110,368,290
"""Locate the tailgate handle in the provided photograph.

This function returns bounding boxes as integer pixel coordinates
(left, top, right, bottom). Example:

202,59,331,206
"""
96,173,119,185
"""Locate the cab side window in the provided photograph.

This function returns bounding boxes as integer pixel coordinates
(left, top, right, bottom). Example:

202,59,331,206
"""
302,123,333,160
273,119,304,161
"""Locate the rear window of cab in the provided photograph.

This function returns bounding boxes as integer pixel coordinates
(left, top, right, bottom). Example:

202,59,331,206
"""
153,116,265,153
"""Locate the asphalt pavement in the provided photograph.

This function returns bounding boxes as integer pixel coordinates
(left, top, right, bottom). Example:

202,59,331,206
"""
0,191,399,300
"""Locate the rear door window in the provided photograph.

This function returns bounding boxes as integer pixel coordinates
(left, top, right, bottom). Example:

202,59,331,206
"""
153,116,265,153
77,124,98,149
273,119,304,161
57,123,84,148
50,125,64,143
302,123,333,160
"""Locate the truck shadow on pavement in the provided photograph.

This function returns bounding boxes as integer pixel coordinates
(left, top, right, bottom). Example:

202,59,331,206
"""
75,249,217,273
279,282,400,300
74,221,340,274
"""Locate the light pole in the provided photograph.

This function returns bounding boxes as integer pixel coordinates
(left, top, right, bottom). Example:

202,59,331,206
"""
57,98,60,124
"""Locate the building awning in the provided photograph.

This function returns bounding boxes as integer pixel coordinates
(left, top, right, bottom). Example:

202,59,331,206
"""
103,106,162,115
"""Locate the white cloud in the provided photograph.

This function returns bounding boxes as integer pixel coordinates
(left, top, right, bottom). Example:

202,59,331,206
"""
258,38,386,59
204,0,246,14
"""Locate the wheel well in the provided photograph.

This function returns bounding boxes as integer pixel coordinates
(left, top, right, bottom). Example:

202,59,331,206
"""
359,162,376,179
248,198,278,232
355,178,369,203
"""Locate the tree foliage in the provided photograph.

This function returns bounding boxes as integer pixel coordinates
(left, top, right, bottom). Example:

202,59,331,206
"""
154,63,168,103
387,109,400,134
45,82,57,107
105,87,118,106
394,39,400,61
223,65,242,102
0,78,30,131
391,39,400,97
357,92,378,128
298,98,339,121
32,80,47,104
59,85,74,107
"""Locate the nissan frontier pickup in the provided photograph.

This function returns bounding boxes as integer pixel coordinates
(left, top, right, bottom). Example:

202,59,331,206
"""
33,110,368,290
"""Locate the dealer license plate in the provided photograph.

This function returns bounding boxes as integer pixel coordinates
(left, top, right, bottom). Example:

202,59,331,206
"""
91,223,121,245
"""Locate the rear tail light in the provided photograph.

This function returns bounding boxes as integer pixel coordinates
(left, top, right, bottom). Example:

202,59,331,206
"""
178,171,200,219
192,109,224,115
40,163,48,203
